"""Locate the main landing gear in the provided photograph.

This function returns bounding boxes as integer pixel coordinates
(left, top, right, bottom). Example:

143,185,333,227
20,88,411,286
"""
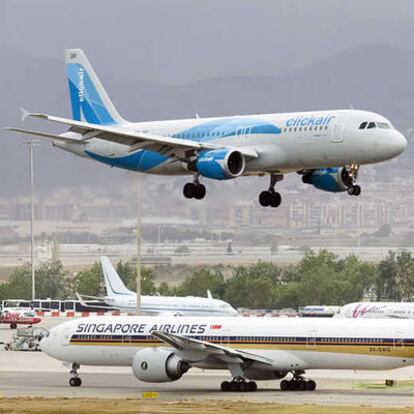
220,377,257,392
69,362,82,387
183,175,206,200
259,174,283,208
280,370,316,392
346,163,361,197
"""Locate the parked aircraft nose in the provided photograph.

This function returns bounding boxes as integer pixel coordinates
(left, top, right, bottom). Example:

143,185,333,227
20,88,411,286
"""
39,333,51,354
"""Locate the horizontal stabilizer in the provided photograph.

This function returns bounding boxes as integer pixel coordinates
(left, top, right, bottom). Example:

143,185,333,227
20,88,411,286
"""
4,127,85,144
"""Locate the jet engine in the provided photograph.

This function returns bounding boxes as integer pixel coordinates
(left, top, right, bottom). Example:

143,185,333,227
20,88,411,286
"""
188,149,245,180
132,348,190,383
302,167,352,192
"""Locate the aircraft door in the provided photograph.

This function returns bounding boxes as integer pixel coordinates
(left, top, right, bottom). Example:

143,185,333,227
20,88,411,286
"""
306,330,317,348
393,331,405,350
61,327,71,346
219,328,232,347
330,116,347,143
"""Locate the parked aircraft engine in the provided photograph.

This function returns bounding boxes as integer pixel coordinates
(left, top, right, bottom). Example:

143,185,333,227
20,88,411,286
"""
132,348,190,382
302,167,353,193
188,149,245,180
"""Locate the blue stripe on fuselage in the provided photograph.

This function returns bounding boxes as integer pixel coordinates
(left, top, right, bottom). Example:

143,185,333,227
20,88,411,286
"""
85,149,168,171
172,117,281,140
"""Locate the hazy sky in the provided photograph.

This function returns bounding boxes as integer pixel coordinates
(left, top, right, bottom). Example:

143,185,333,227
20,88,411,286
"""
2,0,414,84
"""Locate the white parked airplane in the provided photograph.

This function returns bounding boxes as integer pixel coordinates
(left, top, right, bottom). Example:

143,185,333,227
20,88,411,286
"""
77,256,237,316
337,302,414,319
40,315,414,392
6,49,406,208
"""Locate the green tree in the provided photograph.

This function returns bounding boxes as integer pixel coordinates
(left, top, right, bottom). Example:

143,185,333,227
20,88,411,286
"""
35,260,69,299
375,251,414,301
176,267,226,298
276,250,374,308
223,261,281,308
158,281,174,296
0,263,31,300
0,260,69,300
72,262,103,297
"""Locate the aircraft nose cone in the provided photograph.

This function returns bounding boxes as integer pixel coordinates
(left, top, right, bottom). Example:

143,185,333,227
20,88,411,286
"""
39,336,50,353
393,131,407,155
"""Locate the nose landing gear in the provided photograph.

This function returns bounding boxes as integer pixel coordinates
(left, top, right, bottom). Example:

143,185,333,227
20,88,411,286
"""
259,174,283,208
346,164,361,197
69,362,82,387
183,175,206,200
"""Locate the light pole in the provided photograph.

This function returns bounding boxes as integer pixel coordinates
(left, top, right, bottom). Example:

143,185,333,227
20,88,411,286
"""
24,141,39,302
135,173,142,315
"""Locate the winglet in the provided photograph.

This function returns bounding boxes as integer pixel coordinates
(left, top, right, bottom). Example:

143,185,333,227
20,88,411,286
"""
207,290,213,299
20,108,48,121
20,108,30,121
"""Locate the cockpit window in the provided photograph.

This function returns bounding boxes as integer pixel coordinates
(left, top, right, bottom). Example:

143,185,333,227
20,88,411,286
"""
367,122,376,129
377,122,391,129
359,122,367,129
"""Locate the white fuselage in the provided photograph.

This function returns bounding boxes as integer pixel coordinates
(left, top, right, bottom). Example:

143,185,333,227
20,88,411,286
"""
56,109,407,176
337,302,414,319
41,316,414,372
104,294,238,316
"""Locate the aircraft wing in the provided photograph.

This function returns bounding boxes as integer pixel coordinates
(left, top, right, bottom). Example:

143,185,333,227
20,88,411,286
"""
7,112,258,159
151,330,272,366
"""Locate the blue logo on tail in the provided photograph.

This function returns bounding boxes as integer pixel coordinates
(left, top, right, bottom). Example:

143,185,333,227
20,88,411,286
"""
66,63,116,125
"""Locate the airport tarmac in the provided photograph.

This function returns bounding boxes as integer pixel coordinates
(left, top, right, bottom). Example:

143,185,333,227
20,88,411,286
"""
1,319,414,407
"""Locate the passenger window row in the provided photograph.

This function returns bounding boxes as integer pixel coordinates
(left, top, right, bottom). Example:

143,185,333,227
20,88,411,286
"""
283,125,328,133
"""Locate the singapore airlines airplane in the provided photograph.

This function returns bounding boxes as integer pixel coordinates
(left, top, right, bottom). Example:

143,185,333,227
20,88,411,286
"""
40,315,414,392
6,49,406,208
77,256,237,316
337,302,414,319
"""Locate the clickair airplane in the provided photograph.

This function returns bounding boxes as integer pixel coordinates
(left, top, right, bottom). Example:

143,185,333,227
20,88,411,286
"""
6,49,407,208
77,256,237,316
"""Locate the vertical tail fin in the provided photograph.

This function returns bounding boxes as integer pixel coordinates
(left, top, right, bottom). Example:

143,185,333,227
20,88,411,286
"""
65,48,126,125
100,256,134,297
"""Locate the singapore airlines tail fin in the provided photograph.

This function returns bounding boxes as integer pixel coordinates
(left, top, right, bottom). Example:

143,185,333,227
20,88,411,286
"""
64,49,126,125
100,256,134,297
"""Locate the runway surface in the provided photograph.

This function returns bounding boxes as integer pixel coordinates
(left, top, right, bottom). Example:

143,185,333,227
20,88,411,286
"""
2,320,414,407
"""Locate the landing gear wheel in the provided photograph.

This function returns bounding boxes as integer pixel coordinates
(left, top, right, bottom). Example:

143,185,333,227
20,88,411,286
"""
299,380,307,391
183,183,196,199
306,380,316,391
239,382,249,392
230,381,240,392
259,174,284,208
69,377,81,387
289,380,299,391
194,184,206,200
270,192,282,208
280,379,290,391
259,191,272,207
220,381,231,392
247,381,257,392
347,185,361,196
352,185,361,196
